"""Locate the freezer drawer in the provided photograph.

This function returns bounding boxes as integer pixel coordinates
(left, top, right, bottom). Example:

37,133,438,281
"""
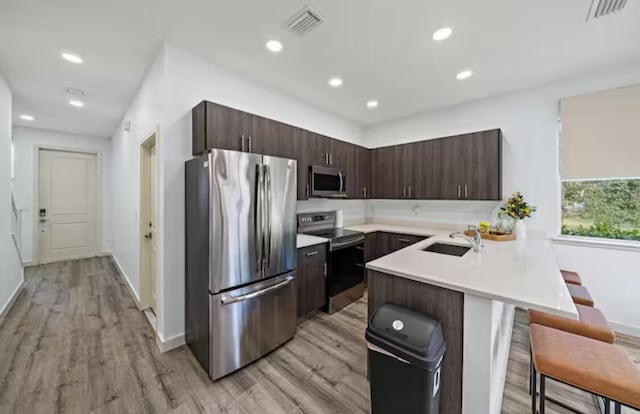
209,273,297,380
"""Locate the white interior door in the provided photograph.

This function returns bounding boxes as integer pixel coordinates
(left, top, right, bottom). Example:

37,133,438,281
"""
147,144,158,313
38,150,98,263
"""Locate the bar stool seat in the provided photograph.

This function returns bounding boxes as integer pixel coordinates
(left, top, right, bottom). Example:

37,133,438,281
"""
561,270,582,286
567,284,594,307
528,305,615,343
530,324,640,411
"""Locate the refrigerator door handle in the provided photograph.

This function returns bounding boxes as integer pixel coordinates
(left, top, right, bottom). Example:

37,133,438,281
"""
255,164,264,276
264,164,272,268
220,275,294,305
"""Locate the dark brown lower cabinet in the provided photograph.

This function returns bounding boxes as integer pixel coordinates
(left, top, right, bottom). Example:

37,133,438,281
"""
365,232,429,262
296,245,327,319
364,233,378,263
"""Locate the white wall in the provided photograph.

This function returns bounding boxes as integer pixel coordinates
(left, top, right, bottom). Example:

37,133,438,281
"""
110,48,167,312
363,63,640,334
0,74,23,316
110,45,363,341
12,126,112,263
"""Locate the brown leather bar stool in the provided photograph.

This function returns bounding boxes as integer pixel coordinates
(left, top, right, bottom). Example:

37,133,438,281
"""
527,305,615,395
528,305,615,343
560,270,582,286
530,324,640,414
567,284,594,307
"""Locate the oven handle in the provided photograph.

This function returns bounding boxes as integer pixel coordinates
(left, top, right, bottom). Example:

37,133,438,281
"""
330,238,365,251
220,275,294,305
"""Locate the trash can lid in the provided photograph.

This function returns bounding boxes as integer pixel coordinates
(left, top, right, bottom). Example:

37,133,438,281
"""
366,303,446,369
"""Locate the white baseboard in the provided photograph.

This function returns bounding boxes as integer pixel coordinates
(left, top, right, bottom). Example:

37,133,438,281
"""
157,333,186,353
108,253,143,310
610,321,640,338
0,279,25,325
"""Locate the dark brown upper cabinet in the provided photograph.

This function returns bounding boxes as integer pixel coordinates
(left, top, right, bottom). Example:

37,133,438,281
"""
192,101,500,202
307,132,333,167
192,101,370,201
192,101,245,153
369,145,404,199
277,123,309,200
434,130,502,200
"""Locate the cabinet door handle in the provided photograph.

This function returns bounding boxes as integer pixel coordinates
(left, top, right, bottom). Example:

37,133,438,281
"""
306,250,319,257
464,184,468,199
325,153,329,164
457,185,461,199
306,184,310,198
403,186,406,198
363,187,367,198
241,135,246,152
248,135,252,152
398,238,412,243
323,262,327,277
408,186,412,198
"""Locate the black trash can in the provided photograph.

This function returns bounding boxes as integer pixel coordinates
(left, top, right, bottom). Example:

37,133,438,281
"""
366,304,446,414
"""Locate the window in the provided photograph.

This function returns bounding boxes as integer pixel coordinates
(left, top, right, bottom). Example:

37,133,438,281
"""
560,83,640,242
562,179,640,241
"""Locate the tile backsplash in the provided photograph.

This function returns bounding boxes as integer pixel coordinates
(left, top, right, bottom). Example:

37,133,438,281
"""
296,198,503,229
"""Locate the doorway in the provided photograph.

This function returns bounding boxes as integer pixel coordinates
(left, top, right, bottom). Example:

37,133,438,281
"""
140,135,158,315
37,149,99,264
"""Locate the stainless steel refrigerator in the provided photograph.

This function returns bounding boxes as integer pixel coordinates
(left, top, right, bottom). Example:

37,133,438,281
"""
185,149,297,380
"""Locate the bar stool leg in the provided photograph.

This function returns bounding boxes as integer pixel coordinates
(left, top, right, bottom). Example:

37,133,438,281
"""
529,347,533,395
614,402,622,414
531,369,537,414
604,398,611,414
539,375,546,414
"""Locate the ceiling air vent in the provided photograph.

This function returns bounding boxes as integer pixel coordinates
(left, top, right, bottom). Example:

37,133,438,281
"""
587,0,628,21
285,6,323,35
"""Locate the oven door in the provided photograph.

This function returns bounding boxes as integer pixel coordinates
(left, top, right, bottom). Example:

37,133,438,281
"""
326,242,365,313
310,165,347,198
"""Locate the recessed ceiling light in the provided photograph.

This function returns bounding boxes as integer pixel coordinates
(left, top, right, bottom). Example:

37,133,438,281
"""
328,77,343,87
265,40,283,53
456,70,473,80
20,114,35,121
366,100,379,109
61,52,83,64
69,99,85,108
432,27,452,41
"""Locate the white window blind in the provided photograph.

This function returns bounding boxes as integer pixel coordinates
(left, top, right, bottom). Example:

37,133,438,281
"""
560,83,640,180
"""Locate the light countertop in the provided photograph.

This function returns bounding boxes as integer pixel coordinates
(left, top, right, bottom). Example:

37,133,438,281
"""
360,224,577,319
345,223,440,237
296,234,328,249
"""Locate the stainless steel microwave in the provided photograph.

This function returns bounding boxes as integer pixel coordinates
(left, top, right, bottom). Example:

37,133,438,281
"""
309,165,347,198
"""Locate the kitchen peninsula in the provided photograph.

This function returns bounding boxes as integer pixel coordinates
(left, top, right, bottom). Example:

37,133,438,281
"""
360,225,577,414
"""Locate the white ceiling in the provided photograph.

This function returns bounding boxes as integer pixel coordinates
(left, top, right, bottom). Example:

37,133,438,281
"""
1,0,640,137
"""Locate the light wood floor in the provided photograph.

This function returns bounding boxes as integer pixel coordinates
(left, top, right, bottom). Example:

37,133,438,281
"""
0,257,637,413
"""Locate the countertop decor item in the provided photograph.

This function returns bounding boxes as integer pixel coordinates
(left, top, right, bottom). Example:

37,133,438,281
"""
502,192,536,239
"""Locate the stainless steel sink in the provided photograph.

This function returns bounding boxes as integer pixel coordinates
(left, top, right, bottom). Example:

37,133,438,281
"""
422,243,471,257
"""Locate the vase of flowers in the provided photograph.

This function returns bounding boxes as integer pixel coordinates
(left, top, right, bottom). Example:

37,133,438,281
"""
501,192,536,239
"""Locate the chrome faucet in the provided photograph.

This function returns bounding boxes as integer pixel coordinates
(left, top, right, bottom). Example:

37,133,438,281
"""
449,228,483,252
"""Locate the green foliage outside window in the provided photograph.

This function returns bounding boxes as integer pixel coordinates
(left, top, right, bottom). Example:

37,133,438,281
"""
561,179,640,241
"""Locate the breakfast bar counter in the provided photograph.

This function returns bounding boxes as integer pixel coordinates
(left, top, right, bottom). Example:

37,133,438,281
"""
364,229,577,414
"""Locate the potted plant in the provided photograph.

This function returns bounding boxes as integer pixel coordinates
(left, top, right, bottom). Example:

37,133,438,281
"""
501,192,536,238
